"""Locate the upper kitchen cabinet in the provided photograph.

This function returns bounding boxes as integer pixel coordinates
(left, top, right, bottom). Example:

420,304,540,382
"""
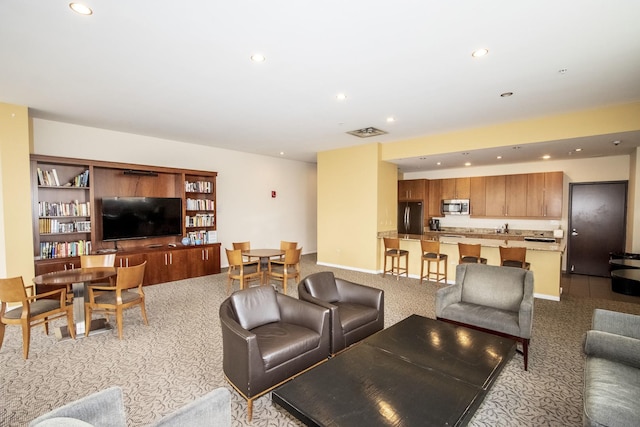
469,176,486,217
485,174,527,218
398,179,426,201
428,179,442,217
505,174,528,217
441,177,470,200
526,172,563,218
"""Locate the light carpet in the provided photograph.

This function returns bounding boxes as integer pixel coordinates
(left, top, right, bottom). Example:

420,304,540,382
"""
2,254,640,426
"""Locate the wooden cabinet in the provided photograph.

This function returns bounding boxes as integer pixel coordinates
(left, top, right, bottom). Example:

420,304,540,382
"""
398,179,426,201
428,179,442,217
187,245,221,277
485,174,528,217
469,176,486,216
145,249,189,285
441,177,470,199
485,175,506,217
505,174,528,217
31,155,220,285
526,172,563,218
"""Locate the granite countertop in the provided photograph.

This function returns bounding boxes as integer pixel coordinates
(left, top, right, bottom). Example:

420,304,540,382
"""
378,230,565,252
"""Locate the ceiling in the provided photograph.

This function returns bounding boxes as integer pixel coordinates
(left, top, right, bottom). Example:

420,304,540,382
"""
1,1,640,171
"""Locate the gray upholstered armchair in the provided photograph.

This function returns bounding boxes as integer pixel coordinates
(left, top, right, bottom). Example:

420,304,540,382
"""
298,271,384,355
219,286,330,421
436,263,534,370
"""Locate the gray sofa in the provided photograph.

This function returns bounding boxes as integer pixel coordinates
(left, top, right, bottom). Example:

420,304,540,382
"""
435,263,534,370
583,309,640,427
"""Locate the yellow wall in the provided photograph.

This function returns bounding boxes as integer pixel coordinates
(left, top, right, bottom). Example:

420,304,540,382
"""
0,103,35,281
318,143,383,271
381,102,640,160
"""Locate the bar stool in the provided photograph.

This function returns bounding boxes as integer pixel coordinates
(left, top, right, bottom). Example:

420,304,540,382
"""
499,246,531,270
383,237,409,280
420,239,447,284
458,242,487,264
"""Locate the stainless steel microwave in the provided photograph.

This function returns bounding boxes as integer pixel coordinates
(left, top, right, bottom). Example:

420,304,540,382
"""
442,199,470,215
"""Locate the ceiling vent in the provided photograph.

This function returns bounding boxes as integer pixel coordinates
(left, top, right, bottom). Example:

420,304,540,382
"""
346,127,388,138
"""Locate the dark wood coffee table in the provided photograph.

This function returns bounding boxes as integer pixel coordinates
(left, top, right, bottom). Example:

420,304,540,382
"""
272,314,515,426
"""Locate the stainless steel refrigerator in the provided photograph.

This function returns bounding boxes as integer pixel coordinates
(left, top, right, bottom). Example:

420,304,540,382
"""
398,201,424,234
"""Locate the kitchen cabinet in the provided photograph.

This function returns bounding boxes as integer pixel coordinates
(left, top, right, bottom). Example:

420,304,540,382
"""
441,177,470,200
485,175,506,217
484,174,527,217
398,179,426,201
469,176,486,216
428,179,442,217
505,174,528,217
526,172,563,218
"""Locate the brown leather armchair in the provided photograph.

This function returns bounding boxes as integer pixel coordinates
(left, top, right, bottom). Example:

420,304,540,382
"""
219,286,330,421
298,272,384,355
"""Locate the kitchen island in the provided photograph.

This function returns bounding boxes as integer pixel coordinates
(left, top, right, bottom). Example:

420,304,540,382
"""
379,231,564,300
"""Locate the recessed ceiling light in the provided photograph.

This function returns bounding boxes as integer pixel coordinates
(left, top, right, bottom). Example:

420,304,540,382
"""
500,92,514,97
542,155,551,160
69,3,92,15
250,54,266,62
613,140,621,146
575,148,582,152
464,162,472,166
279,151,285,156
436,162,442,166
497,155,502,159
336,93,347,101
472,48,489,58
386,117,395,123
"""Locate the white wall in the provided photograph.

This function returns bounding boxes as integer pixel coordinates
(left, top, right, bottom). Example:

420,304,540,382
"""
31,119,317,267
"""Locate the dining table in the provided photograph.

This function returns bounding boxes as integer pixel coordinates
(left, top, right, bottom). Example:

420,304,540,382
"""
241,249,285,284
33,267,117,339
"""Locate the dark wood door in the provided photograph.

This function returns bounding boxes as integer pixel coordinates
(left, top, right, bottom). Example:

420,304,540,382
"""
568,181,627,276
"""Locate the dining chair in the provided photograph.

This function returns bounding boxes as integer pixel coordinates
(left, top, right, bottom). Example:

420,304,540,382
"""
499,246,531,270
233,241,251,262
84,261,148,339
280,240,298,264
225,248,262,294
0,276,75,359
420,239,448,284
268,247,302,294
458,242,487,264
81,253,117,283
383,237,408,280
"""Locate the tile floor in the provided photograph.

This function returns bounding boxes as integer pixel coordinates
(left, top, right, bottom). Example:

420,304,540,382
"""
561,272,640,303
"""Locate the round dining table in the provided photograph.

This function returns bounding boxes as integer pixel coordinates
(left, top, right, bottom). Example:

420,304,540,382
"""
241,249,285,284
33,267,117,338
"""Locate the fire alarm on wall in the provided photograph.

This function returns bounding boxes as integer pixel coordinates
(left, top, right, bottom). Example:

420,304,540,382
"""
271,191,276,198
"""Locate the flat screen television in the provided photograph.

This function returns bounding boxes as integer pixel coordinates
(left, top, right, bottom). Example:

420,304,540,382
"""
101,197,182,241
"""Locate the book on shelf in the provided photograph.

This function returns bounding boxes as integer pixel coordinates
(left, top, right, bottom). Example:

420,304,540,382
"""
39,240,91,259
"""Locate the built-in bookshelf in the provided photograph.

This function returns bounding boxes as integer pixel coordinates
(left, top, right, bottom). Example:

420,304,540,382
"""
184,175,217,245
31,155,220,283
32,159,93,260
